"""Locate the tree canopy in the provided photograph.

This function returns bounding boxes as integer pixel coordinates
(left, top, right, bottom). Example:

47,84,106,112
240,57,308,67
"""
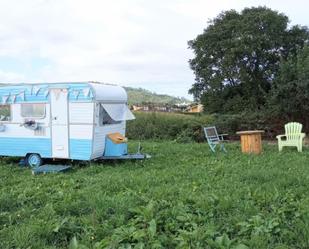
269,45,309,126
188,7,309,113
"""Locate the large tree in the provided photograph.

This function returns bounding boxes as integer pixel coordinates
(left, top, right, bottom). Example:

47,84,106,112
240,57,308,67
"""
269,45,309,128
188,7,309,113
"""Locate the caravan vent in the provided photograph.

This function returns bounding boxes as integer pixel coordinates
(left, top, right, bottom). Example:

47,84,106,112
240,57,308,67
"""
34,126,46,136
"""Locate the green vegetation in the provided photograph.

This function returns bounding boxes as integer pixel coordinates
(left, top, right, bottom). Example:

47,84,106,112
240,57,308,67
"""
126,112,277,142
1,142,309,248
0,105,10,121
188,7,309,128
127,112,212,142
269,45,309,127
124,87,191,105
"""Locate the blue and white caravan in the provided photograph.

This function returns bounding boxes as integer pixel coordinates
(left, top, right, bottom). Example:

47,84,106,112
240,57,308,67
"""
0,82,141,167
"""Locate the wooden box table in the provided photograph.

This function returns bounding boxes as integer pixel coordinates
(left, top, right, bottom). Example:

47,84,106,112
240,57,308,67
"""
236,130,264,154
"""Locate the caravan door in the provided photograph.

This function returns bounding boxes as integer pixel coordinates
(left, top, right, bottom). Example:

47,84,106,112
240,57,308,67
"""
50,88,69,158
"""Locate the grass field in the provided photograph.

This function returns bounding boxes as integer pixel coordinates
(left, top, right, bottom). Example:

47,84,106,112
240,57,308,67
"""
1,141,309,249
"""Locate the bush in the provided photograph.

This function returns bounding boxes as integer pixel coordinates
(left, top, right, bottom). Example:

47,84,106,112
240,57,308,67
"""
213,111,273,139
126,112,213,142
127,111,283,142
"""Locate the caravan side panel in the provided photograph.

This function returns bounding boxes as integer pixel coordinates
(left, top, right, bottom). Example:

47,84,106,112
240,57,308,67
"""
69,102,94,160
92,122,126,159
91,102,130,159
0,137,51,157
0,104,52,157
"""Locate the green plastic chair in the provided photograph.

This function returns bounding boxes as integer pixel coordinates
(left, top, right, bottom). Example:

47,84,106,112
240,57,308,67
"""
204,126,228,152
276,122,306,152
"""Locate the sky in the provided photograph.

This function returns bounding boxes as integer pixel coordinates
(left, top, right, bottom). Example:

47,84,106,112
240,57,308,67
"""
0,0,308,99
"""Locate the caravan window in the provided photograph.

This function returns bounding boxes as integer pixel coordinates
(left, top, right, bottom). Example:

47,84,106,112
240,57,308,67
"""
21,103,45,118
0,105,11,121
102,103,135,121
98,104,121,126
97,103,135,126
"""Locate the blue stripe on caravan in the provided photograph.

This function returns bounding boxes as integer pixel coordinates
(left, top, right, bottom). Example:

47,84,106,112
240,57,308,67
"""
69,139,92,160
0,137,51,157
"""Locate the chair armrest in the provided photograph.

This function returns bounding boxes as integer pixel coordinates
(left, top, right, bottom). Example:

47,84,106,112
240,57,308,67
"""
276,134,285,140
219,134,228,141
277,134,306,140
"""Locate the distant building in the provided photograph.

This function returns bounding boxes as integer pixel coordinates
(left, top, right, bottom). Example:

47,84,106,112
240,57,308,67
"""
131,103,184,113
186,104,204,113
132,105,149,111
131,102,201,113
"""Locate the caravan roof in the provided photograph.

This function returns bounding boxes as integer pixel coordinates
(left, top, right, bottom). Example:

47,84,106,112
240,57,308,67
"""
0,82,128,104
89,82,127,103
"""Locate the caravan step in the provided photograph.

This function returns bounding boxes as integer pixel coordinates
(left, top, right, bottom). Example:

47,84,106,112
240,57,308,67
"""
32,165,72,175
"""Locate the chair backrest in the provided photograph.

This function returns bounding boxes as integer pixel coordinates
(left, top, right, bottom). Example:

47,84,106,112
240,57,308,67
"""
204,126,220,143
285,122,303,141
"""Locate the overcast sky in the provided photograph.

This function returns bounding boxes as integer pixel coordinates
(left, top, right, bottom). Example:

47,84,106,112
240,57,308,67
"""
0,0,308,99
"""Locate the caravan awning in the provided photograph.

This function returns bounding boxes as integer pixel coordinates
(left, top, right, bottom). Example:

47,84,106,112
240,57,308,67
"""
102,103,135,121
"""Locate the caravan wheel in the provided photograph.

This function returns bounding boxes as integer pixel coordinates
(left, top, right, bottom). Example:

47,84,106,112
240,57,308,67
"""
26,153,43,168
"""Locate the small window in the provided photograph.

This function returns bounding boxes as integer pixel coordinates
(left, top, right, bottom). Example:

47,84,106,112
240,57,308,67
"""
102,103,135,121
0,105,11,121
98,104,121,126
21,103,45,118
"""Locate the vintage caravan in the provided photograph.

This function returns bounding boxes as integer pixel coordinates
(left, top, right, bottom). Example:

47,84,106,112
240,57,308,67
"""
0,82,139,167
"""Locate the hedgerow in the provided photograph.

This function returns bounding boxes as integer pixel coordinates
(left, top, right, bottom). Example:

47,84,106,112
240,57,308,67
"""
126,112,282,142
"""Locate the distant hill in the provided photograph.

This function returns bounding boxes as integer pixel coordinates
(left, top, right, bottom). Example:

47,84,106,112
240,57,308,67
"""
124,87,191,105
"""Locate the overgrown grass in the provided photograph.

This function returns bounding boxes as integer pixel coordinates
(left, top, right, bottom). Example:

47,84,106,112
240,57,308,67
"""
126,112,213,142
126,112,282,142
1,142,309,248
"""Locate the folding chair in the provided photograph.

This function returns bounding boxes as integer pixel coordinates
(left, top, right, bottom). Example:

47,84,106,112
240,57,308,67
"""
203,126,228,152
